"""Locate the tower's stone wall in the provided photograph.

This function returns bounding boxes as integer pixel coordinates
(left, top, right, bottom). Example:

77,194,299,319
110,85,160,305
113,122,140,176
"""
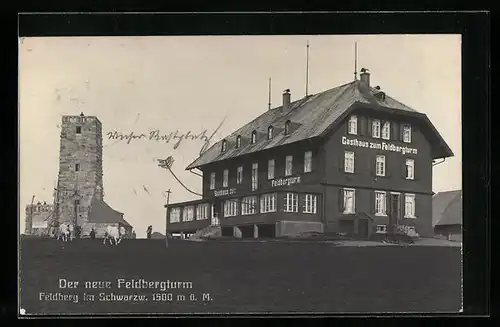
56,114,103,226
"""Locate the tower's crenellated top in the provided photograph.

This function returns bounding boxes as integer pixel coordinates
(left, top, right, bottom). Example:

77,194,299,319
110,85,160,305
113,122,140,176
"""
61,114,102,126
26,201,54,213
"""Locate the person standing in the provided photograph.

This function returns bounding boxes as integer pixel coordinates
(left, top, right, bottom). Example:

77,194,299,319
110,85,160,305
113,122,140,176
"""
90,227,96,240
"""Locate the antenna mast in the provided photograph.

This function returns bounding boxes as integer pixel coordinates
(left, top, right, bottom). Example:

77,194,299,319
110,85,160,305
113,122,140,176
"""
268,78,272,110
305,40,310,96
354,42,358,81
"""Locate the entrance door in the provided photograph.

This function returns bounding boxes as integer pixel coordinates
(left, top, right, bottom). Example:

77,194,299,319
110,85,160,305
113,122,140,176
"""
358,219,369,238
389,193,401,232
211,202,220,226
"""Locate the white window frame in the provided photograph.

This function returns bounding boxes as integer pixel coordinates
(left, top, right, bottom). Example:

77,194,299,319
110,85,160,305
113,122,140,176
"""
183,205,194,222
251,162,258,191
372,119,381,138
404,194,416,218
236,166,243,184
403,124,412,143
344,151,355,173
209,172,216,190
236,136,241,148
241,196,257,215
348,115,357,135
260,193,277,213
405,159,415,180
268,126,273,140
304,194,317,214
304,151,312,173
343,188,356,214
222,169,229,187
224,199,239,217
376,225,387,234
221,140,227,152
376,155,386,177
284,193,299,212
169,207,181,223
285,155,293,176
268,159,275,180
251,131,257,144
381,121,391,140
196,204,209,220
375,191,387,216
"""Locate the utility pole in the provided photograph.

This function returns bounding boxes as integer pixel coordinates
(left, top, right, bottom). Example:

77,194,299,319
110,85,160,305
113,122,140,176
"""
164,189,171,248
28,195,35,235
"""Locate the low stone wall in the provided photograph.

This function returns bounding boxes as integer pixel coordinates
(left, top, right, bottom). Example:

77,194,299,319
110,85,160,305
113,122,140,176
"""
276,221,324,237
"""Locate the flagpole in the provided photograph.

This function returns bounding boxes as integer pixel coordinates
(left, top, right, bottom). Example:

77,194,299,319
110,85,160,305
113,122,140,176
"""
165,189,171,248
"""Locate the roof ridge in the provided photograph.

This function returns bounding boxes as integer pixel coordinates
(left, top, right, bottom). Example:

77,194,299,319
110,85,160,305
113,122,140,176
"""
185,79,452,170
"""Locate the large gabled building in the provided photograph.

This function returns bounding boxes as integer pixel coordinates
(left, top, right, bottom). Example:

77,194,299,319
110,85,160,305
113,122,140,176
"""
166,70,454,239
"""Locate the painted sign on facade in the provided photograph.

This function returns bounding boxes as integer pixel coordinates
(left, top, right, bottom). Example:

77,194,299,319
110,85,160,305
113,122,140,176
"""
342,136,418,155
214,188,236,197
271,176,301,187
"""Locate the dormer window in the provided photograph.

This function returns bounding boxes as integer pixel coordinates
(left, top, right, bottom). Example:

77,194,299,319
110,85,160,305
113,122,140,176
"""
236,135,241,148
267,126,274,140
221,139,227,152
284,120,291,135
251,131,257,144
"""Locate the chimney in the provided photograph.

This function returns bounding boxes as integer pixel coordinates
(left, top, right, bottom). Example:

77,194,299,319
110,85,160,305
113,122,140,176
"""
360,68,370,87
283,89,291,110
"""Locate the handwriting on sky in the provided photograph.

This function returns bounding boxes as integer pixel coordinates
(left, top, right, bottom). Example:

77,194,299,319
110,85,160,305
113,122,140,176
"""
106,119,225,156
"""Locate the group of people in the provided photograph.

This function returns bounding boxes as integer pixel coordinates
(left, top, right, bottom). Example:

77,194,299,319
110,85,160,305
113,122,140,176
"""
50,223,153,240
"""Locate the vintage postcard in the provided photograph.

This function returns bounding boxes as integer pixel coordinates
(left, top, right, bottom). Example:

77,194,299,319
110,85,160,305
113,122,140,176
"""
19,34,462,316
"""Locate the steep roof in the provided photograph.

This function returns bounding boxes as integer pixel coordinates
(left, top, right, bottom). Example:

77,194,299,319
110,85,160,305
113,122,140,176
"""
151,232,165,239
432,190,462,227
186,79,453,170
87,198,132,228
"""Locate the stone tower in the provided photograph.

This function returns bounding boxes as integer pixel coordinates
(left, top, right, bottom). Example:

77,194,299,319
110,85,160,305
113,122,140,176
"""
55,113,103,227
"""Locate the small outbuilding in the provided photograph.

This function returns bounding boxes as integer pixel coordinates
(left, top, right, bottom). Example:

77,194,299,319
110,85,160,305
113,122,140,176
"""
432,190,462,242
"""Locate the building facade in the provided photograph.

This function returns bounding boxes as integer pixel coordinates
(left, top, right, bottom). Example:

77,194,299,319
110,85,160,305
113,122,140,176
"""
167,70,453,239
24,201,53,236
432,190,462,242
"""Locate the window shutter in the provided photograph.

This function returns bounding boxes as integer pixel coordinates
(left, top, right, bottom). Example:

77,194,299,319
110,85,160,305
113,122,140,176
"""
367,118,372,136
413,161,417,180
392,123,399,141
283,193,287,212
402,160,407,178
385,193,390,216
400,123,405,141
401,194,406,218
338,189,344,212
385,158,391,177
346,119,349,134
370,191,376,214
359,117,365,136
339,156,345,172
414,195,418,218
371,156,376,177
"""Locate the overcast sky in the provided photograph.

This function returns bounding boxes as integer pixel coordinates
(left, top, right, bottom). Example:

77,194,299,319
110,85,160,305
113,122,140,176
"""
19,35,461,238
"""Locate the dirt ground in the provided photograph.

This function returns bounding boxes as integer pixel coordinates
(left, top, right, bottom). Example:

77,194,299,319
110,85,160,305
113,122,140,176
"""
19,238,462,315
